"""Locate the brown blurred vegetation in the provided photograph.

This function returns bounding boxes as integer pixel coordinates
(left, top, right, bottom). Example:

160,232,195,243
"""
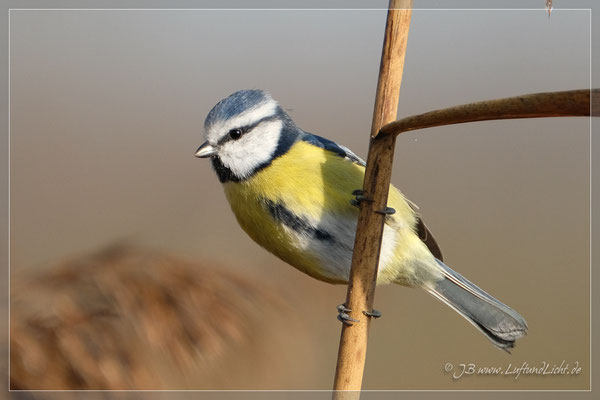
9,245,315,391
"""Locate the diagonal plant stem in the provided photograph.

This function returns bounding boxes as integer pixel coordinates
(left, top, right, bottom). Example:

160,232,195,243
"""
379,89,598,137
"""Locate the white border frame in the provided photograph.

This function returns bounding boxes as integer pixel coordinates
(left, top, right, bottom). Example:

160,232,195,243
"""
6,6,593,394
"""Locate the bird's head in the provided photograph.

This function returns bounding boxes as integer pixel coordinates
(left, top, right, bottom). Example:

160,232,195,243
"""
195,90,298,183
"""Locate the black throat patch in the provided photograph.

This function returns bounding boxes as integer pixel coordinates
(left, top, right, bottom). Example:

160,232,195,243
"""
211,156,241,183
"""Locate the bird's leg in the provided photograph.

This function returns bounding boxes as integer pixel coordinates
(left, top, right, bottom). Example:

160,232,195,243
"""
350,189,373,208
336,304,359,325
363,309,382,318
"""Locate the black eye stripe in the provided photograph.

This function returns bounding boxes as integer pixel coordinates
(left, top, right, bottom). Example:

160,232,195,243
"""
217,115,280,146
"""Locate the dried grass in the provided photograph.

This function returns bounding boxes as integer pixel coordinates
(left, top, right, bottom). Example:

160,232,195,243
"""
10,244,290,390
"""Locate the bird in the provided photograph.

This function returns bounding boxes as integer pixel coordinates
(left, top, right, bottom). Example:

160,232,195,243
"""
195,89,528,351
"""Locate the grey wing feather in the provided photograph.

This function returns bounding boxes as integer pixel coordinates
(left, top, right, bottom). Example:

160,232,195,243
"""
300,132,366,166
429,259,528,351
406,200,444,261
415,217,444,261
436,260,511,309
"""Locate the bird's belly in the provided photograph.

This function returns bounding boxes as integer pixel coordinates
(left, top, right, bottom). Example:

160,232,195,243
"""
222,181,413,285
222,183,349,283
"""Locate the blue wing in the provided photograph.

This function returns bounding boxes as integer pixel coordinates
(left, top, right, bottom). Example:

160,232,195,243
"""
300,132,366,166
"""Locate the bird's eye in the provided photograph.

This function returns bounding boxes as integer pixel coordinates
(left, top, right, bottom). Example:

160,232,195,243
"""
229,129,243,140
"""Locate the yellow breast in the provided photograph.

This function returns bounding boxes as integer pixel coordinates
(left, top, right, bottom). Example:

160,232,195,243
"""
222,141,433,285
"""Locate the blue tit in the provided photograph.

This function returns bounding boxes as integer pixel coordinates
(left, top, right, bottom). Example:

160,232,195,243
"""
195,89,527,351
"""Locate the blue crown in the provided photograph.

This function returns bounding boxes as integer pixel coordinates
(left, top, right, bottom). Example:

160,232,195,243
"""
204,89,273,130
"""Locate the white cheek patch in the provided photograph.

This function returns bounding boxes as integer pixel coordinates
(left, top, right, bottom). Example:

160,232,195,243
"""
206,100,278,144
218,120,283,179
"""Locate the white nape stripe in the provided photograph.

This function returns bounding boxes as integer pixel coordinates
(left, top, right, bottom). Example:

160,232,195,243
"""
215,100,278,140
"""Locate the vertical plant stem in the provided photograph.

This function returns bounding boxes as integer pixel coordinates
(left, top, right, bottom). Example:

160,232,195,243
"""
332,0,413,396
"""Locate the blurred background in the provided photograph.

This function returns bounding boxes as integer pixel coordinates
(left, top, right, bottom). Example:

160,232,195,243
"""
5,0,593,393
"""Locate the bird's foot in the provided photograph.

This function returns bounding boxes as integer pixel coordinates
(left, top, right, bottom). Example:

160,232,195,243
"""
336,304,359,325
351,190,395,216
374,207,396,215
350,189,373,208
363,309,382,318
